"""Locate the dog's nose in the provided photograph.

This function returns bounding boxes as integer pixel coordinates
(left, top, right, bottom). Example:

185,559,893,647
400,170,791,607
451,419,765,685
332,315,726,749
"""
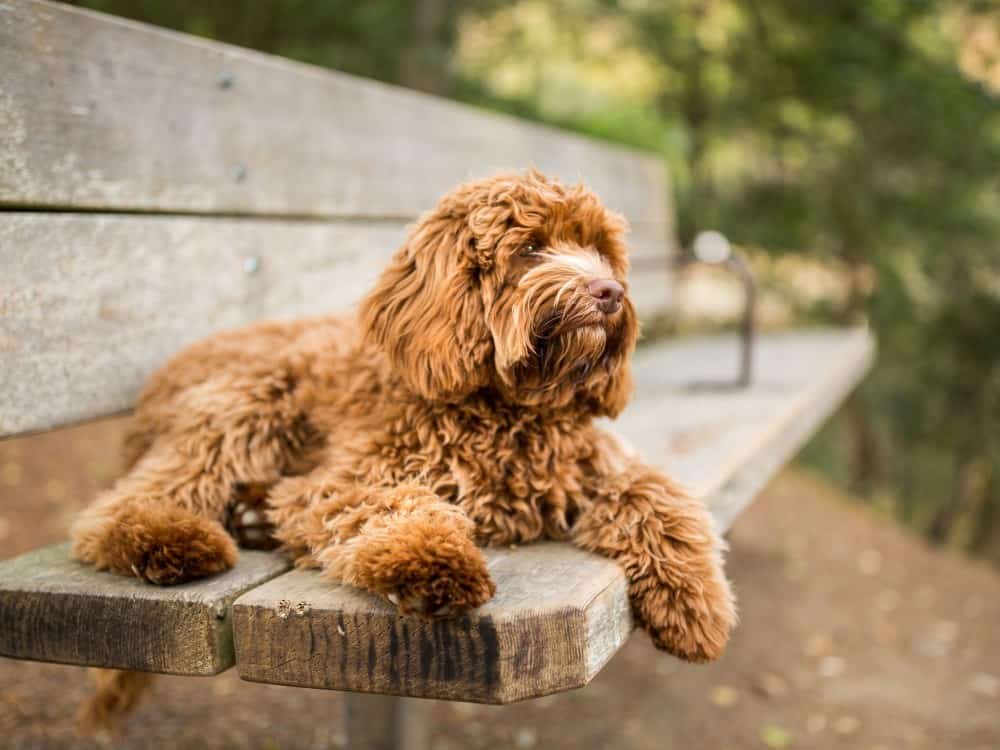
587,278,624,314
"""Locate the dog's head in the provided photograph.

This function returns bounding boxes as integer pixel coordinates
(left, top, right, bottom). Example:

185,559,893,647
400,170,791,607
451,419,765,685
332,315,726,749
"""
360,170,639,416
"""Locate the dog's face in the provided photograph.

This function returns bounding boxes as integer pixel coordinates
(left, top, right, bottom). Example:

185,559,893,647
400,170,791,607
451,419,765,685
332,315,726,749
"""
361,171,639,416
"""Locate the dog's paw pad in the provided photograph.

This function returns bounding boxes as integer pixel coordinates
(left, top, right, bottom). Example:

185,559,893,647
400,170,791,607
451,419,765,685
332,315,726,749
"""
385,590,459,618
225,483,280,550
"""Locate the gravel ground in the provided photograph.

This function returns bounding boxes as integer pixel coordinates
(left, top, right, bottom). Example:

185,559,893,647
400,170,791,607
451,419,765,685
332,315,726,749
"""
1,419,998,749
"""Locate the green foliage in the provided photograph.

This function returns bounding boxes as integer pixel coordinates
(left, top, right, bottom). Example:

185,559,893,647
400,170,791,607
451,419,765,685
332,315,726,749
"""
456,0,1000,560
70,0,490,95
67,0,1000,561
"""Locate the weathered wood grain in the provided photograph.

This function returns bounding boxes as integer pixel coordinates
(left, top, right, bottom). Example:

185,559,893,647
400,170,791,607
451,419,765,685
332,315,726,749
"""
0,0,673,236
0,543,290,674
234,543,631,703
615,327,877,528
231,328,873,701
0,213,671,438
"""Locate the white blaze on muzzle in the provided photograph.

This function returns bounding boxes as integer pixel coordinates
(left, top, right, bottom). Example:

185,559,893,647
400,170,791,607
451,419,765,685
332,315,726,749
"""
493,247,618,373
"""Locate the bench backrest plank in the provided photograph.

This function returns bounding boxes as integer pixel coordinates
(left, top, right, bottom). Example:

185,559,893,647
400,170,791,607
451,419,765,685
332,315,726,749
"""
0,2,673,237
0,0,677,438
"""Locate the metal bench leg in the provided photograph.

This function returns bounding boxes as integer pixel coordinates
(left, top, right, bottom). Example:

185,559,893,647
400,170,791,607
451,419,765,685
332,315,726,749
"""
344,694,428,750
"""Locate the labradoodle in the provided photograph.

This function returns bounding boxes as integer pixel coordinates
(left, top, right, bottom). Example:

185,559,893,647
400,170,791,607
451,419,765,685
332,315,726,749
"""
72,170,736,725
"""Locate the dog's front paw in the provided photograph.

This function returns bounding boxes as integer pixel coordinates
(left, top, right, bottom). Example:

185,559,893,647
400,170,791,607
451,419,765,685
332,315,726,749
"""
634,566,737,662
72,504,237,585
349,513,496,618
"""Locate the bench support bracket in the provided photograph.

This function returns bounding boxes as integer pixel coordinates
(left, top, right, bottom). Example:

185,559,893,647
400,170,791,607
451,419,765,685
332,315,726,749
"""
345,694,427,750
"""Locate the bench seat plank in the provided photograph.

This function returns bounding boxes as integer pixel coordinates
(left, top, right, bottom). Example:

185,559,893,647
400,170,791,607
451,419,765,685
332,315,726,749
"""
617,327,876,529
0,213,671,438
234,544,630,703
0,544,290,674
232,327,874,702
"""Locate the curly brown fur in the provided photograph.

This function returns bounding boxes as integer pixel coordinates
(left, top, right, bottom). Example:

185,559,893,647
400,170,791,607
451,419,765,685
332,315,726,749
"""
76,669,155,733
71,170,736,725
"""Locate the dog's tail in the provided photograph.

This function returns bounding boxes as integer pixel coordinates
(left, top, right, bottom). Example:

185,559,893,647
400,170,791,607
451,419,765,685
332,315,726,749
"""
76,669,155,732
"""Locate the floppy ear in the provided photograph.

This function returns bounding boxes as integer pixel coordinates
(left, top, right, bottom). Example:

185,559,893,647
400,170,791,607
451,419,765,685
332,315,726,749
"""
360,208,494,402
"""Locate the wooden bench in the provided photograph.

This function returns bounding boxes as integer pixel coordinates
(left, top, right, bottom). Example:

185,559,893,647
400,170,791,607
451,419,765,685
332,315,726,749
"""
0,2,874,748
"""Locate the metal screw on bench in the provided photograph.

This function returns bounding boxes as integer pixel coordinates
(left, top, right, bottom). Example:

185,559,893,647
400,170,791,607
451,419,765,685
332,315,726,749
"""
691,230,756,388
242,256,260,275
218,71,235,90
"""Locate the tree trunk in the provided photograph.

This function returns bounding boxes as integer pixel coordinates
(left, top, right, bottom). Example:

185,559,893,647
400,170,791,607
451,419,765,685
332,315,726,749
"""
398,0,451,96
927,447,978,544
845,391,881,499
968,464,998,556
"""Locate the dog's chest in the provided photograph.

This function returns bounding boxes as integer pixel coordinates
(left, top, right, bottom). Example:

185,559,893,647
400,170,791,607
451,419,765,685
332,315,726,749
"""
399,408,600,544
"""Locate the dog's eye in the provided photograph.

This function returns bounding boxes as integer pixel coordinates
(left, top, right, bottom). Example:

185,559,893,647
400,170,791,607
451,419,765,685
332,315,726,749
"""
520,243,539,257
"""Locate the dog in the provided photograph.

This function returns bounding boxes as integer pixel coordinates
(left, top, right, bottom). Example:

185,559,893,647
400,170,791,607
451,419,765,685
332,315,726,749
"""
71,170,736,726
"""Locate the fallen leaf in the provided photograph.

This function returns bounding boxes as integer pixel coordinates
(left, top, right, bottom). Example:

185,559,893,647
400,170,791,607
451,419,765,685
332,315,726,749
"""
656,660,679,677
969,673,1000,698
932,620,960,641
902,725,927,744
872,619,898,645
818,656,845,678
806,714,827,734
875,588,901,613
760,725,794,748
43,478,67,501
623,718,643,737
783,558,808,581
915,585,936,609
803,633,833,657
752,672,789,698
212,679,235,698
709,685,740,708
784,532,808,552
833,715,860,735
910,622,959,658
450,702,478,717
857,548,883,575
514,727,537,749
1,461,21,487
963,596,984,618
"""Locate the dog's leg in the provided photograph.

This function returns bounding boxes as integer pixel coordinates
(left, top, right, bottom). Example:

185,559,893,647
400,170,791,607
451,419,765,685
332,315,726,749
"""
269,476,496,615
572,461,736,662
71,371,314,585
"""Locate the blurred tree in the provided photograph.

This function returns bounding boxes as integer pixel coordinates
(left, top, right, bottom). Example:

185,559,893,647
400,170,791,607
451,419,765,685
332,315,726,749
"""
451,0,1000,562
69,0,476,95
66,0,1000,562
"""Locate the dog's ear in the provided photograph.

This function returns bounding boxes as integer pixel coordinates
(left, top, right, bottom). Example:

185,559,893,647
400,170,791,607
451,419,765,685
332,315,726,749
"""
360,206,494,401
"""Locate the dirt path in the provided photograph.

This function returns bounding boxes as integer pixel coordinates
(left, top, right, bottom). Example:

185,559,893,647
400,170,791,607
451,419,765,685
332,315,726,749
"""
1,421,998,749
